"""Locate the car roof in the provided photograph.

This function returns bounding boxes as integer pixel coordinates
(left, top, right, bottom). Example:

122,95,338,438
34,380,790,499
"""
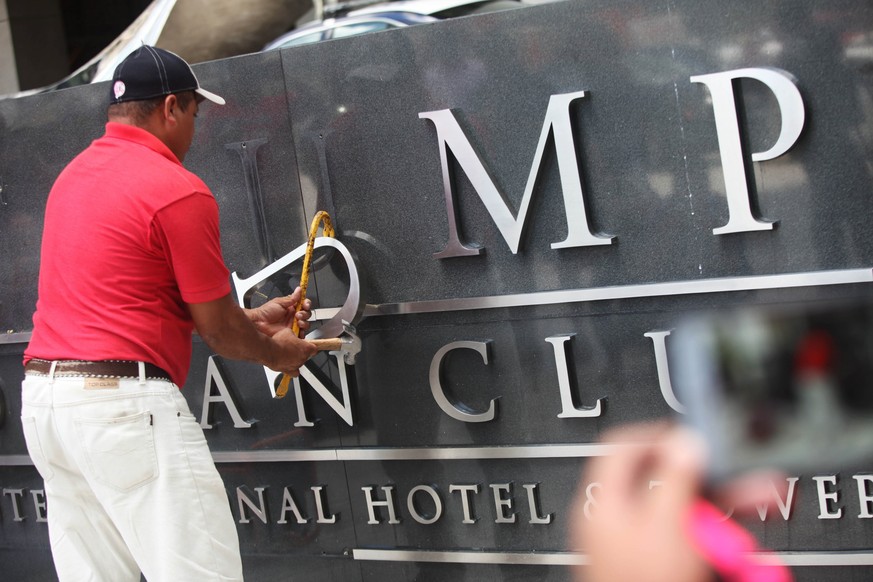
261,0,525,52
348,0,519,17
3,0,177,98
262,12,434,50
293,11,430,32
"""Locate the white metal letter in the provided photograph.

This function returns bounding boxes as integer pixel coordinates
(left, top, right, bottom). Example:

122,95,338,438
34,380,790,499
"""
490,483,516,524
523,483,552,524
3,489,25,522
419,91,613,257
430,341,498,423
450,484,480,524
813,475,842,519
292,353,356,427
644,330,686,413
277,488,308,524
854,475,873,519
546,334,604,418
362,486,401,525
690,68,805,235
754,477,799,521
231,237,361,404
31,490,48,523
312,486,337,524
200,356,254,429
237,486,268,524
407,485,443,525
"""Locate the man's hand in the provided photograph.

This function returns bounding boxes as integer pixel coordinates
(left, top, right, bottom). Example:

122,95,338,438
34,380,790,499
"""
189,292,317,376
569,424,712,582
248,287,312,337
269,327,318,377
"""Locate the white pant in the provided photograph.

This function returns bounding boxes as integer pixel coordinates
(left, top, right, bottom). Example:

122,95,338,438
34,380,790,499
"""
21,370,243,582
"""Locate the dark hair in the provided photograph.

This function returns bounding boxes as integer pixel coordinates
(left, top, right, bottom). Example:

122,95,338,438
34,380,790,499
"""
107,91,197,124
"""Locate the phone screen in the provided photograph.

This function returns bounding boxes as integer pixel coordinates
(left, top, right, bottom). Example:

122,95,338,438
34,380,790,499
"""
673,299,873,481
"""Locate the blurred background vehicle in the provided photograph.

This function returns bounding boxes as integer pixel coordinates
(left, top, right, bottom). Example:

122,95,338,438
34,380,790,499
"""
262,0,526,50
263,11,435,51
8,0,177,97
1,0,307,98
1,0,532,98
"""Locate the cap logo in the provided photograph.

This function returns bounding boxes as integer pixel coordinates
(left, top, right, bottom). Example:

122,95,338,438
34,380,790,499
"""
113,80,126,100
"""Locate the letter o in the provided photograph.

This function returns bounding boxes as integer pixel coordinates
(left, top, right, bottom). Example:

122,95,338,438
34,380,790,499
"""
407,485,443,525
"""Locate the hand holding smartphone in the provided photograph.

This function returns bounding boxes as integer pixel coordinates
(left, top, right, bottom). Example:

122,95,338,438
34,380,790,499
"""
672,298,873,484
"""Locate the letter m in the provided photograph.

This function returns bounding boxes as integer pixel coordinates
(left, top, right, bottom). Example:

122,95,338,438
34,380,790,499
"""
419,91,612,258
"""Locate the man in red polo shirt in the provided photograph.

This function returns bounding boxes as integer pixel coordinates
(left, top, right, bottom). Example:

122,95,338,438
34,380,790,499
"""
21,46,317,581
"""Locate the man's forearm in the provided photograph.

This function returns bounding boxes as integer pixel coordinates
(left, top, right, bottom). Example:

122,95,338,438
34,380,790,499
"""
194,296,282,368
189,293,317,376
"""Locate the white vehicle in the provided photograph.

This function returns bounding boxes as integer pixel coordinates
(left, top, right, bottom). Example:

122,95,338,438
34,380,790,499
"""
4,0,176,98
263,0,525,50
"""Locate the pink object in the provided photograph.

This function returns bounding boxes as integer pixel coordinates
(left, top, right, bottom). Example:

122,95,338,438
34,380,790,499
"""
687,500,793,582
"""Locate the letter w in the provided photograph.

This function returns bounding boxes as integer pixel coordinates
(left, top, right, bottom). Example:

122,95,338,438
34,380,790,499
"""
419,91,612,257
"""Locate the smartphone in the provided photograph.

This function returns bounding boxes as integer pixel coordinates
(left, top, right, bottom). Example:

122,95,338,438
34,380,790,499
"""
671,298,873,483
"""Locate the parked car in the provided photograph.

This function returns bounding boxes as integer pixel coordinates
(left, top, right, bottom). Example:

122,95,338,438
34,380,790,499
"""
3,0,177,99
262,0,525,50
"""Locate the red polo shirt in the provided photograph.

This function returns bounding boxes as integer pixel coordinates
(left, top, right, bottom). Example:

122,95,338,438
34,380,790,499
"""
25,122,231,386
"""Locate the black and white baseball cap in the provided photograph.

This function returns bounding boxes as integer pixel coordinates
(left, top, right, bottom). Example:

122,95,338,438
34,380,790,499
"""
110,45,225,105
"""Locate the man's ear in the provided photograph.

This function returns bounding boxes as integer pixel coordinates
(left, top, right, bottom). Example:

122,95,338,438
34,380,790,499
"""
161,94,179,123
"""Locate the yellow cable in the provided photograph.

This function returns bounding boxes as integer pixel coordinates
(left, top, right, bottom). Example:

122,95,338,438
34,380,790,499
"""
277,211,335,398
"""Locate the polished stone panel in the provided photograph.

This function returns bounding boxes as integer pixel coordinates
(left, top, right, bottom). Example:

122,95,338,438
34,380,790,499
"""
1,0,873,579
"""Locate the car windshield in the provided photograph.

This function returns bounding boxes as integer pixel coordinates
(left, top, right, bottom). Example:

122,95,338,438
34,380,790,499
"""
53,61,101,90
278,31,326,48
426,0,524,17
262,0,526,53
332,21,396,38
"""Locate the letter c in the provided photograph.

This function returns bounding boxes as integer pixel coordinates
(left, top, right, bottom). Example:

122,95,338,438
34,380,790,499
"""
429,341,497,423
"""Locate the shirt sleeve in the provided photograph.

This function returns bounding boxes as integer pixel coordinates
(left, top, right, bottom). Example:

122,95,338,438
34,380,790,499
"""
151,192,231,304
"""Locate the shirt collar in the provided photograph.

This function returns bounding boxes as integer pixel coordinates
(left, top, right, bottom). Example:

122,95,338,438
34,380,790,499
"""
104,121,181,165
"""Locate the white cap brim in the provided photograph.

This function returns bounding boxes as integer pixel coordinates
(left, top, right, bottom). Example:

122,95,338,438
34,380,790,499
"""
196,87,225,105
